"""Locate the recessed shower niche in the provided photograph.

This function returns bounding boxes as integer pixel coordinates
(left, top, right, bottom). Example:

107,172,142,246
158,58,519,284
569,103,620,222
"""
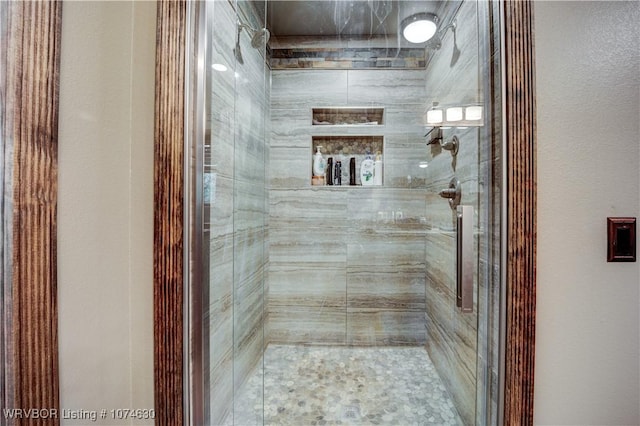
311,136,384,186
312,107,384,126
311,107,385,186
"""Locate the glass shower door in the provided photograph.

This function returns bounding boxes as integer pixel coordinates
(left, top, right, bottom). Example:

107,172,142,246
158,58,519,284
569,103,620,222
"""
190,0,502,424
201,0,269,424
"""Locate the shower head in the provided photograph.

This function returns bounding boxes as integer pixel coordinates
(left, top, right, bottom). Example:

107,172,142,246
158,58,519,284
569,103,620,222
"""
426,19,457,50
237,22,270,47
234,21,269,65
250,27,270,49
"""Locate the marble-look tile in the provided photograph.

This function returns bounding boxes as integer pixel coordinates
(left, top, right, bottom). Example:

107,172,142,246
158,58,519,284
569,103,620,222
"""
373,137,432,189
209,0,237,71
269,225,347,266
269,146,311,188
347,271,425,311
271,70,348,108
208,81,235,180
347,69,426,105
208,174,234,237
234,228,267,285
234,180,267,232
346,187,428,232
382,104,428,134
347,233,426,270
209,346,233,426
347,309,426,346
269,265,346,308
425,312,476,426
270,109,311,148
424,3,480,106
269,188,348,227
269,307,347,345
234,320,265,390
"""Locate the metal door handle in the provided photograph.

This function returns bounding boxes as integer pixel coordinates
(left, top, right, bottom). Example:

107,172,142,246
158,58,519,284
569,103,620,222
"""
456,205,473,313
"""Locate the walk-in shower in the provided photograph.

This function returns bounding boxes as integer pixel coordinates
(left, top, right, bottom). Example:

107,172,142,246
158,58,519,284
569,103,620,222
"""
186,1,503,424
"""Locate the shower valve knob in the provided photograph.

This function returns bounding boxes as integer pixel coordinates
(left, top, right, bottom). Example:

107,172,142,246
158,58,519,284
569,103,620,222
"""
439,177,462,210
439,188,458,199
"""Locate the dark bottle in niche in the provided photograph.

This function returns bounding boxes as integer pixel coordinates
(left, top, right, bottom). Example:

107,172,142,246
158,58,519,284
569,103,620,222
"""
334,161,342,186
326,157,333,186
349,157,356,185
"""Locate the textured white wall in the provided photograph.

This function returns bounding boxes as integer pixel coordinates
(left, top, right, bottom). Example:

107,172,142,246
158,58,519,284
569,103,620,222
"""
534,2,640,425
57,2,156,424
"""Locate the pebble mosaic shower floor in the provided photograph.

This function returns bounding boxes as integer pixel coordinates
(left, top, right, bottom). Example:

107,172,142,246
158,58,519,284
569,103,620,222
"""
222,345,462,426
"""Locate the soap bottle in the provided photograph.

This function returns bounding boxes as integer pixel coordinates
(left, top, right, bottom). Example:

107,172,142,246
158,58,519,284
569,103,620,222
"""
313,146,325,177
326,157,333,186
360,151,375,186
373,151,383,186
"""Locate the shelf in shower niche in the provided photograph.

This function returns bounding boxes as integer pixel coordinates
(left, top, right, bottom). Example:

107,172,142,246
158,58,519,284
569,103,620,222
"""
312,107,384,126
311,135,384,187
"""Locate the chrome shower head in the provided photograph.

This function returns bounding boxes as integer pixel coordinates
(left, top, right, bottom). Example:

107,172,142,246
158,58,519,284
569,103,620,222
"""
250,27,270,49
234,21,269,65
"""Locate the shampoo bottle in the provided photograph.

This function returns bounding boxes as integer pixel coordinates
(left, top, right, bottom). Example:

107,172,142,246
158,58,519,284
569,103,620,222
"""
313,146,325,177
373,151,383,186
360,151,375,186
312,146,326,185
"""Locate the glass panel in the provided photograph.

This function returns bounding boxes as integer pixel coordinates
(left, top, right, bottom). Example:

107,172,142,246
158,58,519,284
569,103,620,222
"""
202,0,269,424
195,0,501,424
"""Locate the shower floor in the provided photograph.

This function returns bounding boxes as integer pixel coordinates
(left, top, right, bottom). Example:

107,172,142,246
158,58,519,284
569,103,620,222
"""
223,345,462,426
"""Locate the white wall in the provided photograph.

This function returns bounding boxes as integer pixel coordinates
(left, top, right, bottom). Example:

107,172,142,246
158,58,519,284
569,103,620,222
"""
534,2,640,425
57,2,156,424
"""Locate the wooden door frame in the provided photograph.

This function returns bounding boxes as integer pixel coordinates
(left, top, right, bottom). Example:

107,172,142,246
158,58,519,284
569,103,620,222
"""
1,0,63,420
152,1,537,425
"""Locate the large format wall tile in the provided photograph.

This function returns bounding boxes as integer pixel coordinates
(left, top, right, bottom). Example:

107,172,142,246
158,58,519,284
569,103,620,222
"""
271,70,348,108
269,307,347,345
347,70,427,105
269,64,429,347
270,188,349,227
270,146,311,188
270,225,347,266
347,309,425,346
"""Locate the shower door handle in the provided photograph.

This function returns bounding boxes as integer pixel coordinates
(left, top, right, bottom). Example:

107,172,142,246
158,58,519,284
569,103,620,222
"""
456,205,474,313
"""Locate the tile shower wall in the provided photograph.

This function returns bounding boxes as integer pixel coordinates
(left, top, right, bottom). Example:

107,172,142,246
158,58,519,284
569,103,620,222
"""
422,2,486,425
205,1,269,424
269,64,430,346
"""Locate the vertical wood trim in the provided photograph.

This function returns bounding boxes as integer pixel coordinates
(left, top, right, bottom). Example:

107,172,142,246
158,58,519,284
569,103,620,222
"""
153,1,186,424
5,1,62,422
503,1,537,424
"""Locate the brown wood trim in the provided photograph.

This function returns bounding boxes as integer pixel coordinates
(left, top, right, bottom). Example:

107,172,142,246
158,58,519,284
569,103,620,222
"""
503,1,537,424
153,0,187,424
4,1,63,422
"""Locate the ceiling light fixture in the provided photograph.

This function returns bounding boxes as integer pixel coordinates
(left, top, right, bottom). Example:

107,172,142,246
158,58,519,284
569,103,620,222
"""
401,13,439,44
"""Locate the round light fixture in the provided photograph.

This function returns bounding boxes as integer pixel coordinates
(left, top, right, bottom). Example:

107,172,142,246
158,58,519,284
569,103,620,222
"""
401,13,439,44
